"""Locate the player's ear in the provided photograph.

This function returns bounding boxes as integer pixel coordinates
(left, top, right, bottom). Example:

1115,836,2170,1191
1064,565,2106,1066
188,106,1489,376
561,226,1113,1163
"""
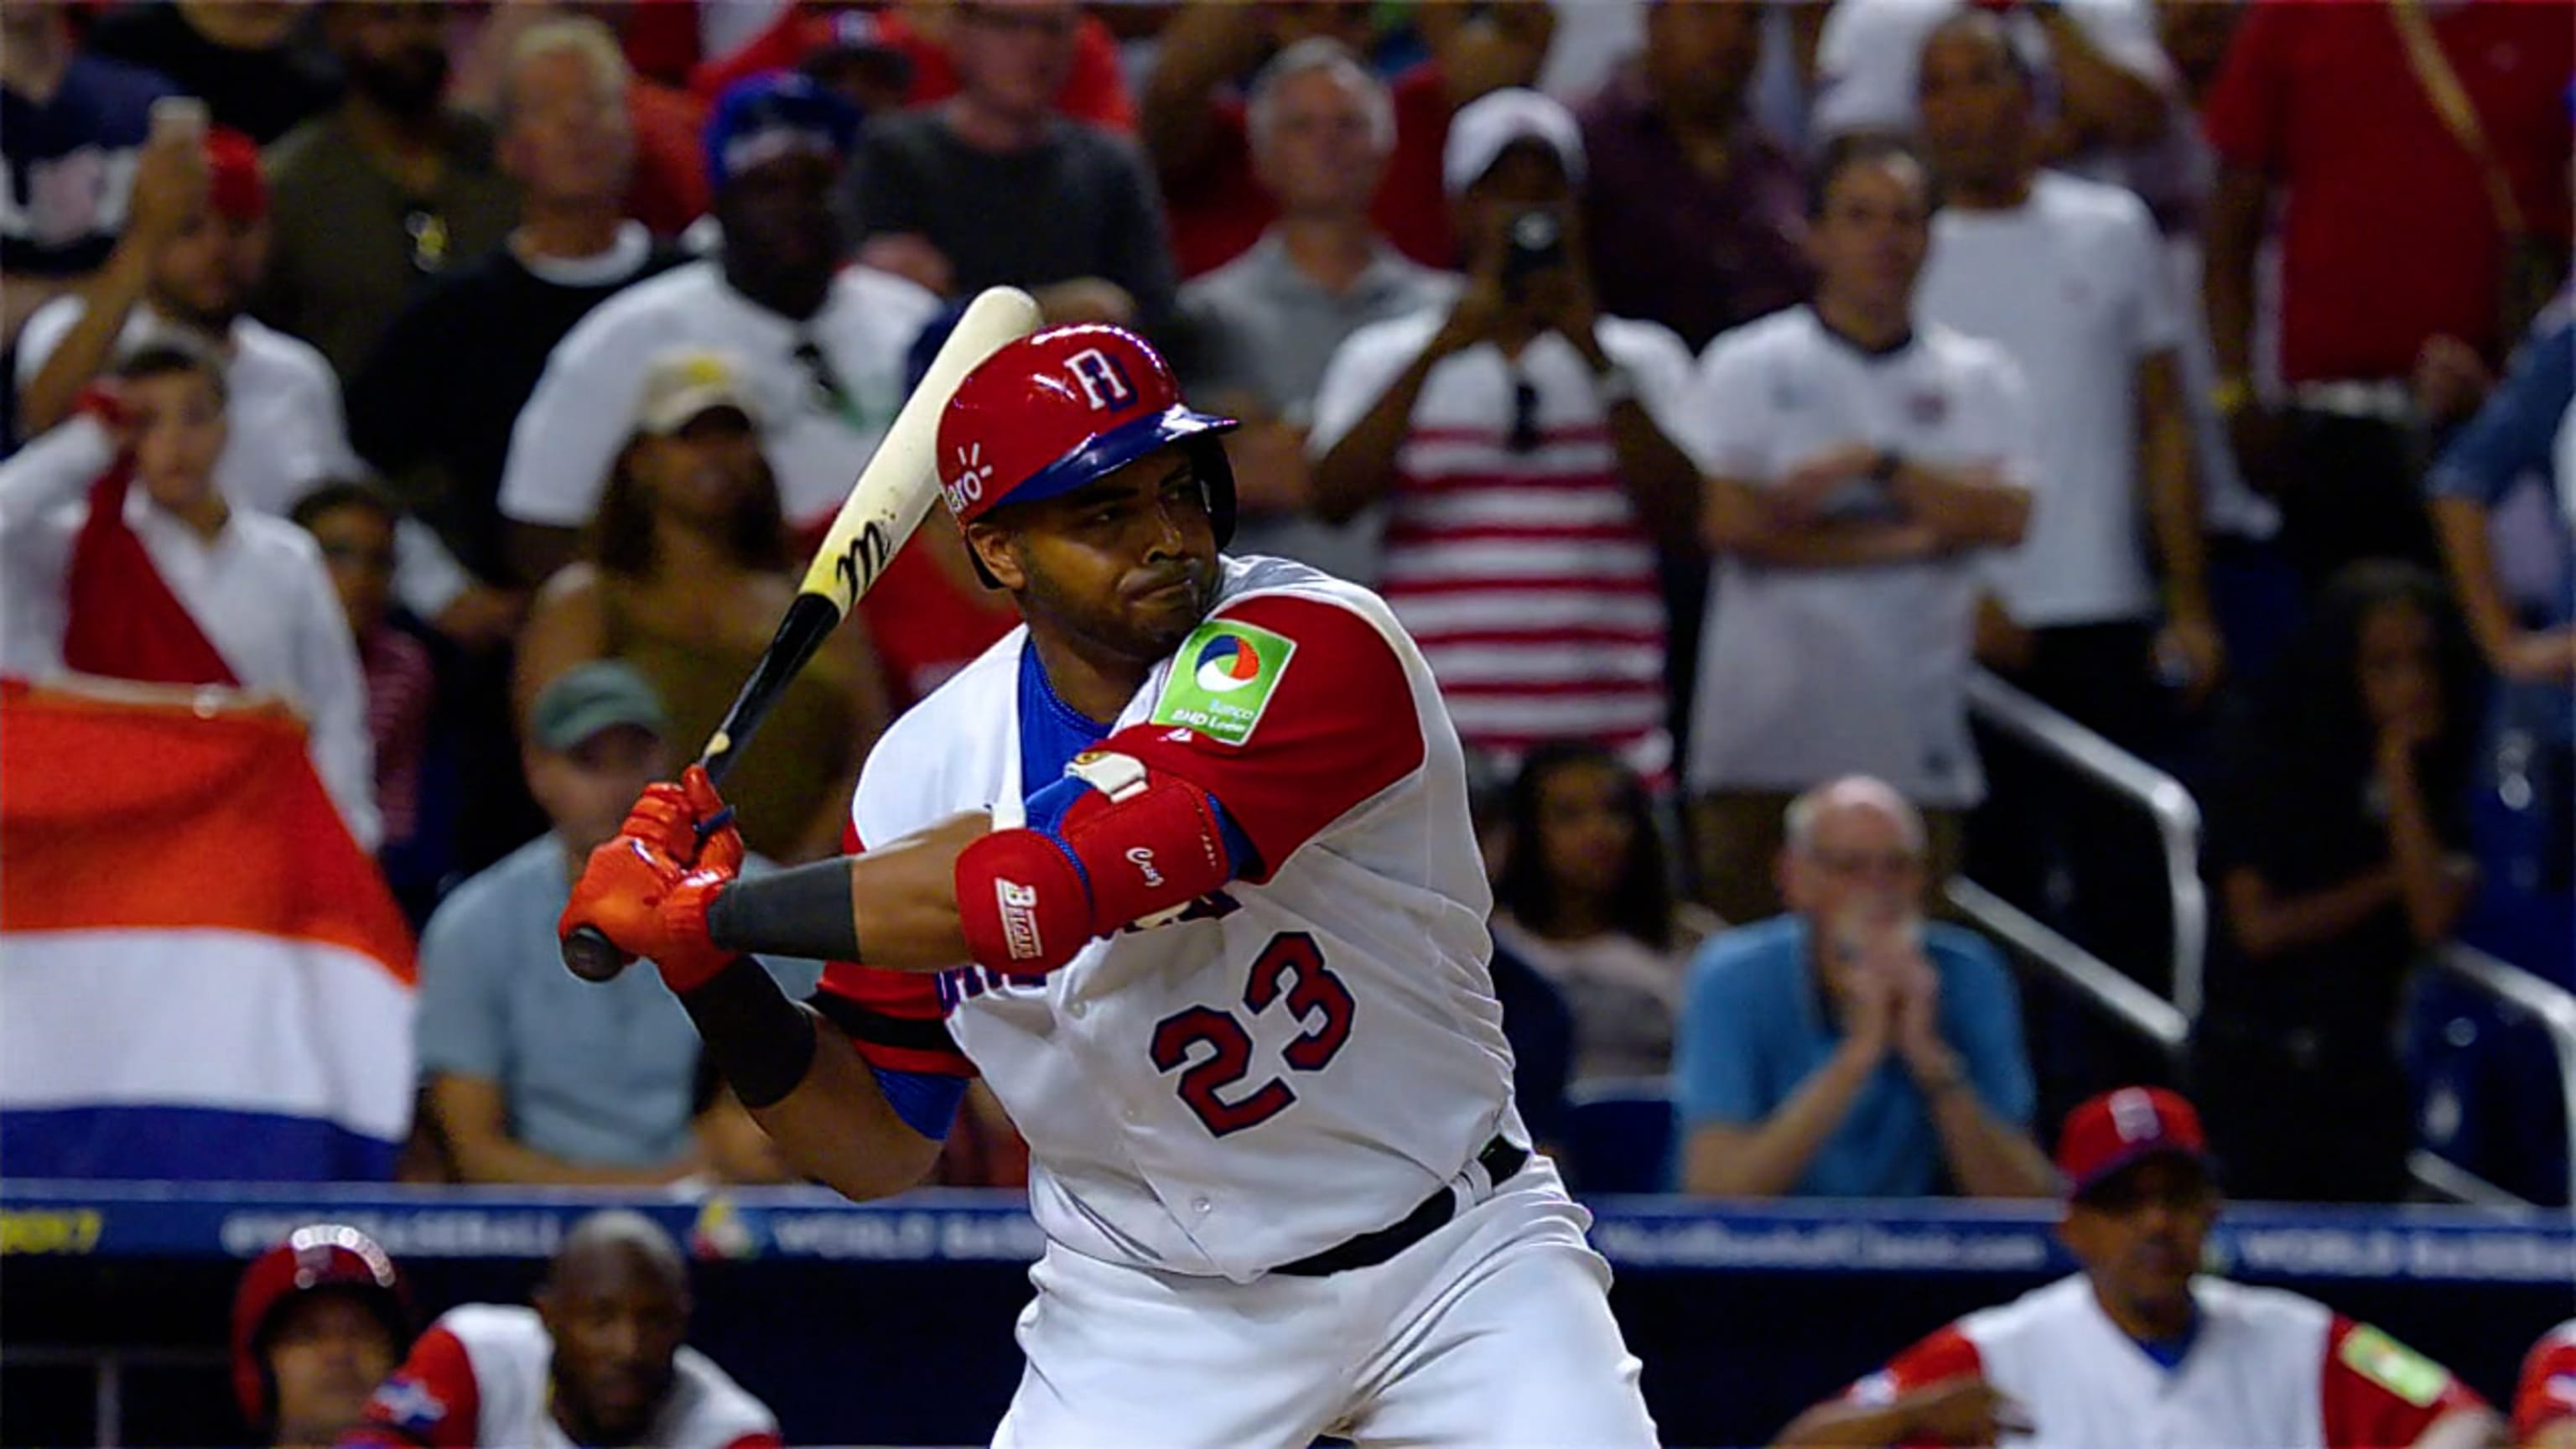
963,520,1026,591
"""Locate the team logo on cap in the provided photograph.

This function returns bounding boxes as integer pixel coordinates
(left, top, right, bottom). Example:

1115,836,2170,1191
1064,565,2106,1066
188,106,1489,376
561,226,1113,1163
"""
1063,347,1139,412
1194,634,1265,693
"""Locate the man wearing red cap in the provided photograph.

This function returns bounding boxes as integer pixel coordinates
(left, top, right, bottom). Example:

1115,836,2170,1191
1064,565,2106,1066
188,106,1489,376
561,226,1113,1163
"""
557,323,1658,1445
231,1223,412,1448
1774,1086,2502,1448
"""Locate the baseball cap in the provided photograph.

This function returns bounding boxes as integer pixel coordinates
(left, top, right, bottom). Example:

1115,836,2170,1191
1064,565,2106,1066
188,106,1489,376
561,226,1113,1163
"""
2056,1086,2215,1200
800,9,915,95
530,662,669,752
206,126,266,222
704,72,862,191
1441,86,1586,196
634,349,760,435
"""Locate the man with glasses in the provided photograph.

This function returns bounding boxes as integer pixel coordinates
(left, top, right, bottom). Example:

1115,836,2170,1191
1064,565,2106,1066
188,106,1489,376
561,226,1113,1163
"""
497,73,939,582
254,0,519,382
1675,775,2051,1200
1774,1088,2501,1448
1307,86,1700,787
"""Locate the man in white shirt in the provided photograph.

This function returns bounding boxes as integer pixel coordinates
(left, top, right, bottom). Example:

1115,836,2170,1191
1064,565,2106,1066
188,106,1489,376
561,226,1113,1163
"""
0,343,377,849
1307,87,1702,785
1774,1087,2503,1449
1682,134,2033,927
1914,11,2214,983
498,73,940,579
12,114,497,647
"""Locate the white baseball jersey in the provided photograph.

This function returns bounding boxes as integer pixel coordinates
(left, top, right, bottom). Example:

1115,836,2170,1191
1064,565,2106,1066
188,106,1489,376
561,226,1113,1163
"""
1845,1274,2486,1448
354,1304,780,1449
819,554,1520,1284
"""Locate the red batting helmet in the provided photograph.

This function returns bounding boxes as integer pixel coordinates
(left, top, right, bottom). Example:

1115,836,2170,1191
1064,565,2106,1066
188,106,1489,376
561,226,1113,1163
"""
231,1223,412,1427
937,325,1239,545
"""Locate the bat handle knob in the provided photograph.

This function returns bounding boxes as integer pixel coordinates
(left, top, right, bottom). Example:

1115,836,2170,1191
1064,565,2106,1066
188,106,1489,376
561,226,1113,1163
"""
561,926,633,982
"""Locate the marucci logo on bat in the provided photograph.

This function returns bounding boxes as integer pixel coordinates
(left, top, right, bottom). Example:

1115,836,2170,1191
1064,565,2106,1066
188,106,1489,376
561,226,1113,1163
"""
831,521,894,600
995,878,1044,962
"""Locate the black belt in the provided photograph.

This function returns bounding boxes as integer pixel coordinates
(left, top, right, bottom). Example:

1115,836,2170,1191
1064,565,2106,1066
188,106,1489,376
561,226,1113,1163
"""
1272,1136,1528,1277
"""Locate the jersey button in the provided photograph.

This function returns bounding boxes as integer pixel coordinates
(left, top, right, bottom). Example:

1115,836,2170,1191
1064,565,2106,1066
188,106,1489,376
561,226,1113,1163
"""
1192,1197,1213,1214
1067,999,1088,1019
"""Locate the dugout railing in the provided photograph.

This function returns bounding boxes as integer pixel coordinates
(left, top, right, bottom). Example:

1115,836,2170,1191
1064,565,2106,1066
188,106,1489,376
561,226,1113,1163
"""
1949,667,2576,1208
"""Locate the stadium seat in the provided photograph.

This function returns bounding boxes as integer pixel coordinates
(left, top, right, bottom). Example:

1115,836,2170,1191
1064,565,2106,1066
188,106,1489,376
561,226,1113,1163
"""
1561,1078,1678,1196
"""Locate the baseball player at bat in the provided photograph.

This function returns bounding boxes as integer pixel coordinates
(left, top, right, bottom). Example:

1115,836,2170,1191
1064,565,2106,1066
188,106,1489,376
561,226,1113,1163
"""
560,324,1657,1446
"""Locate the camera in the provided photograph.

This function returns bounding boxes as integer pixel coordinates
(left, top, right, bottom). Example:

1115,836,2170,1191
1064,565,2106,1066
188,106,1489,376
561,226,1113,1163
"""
1500,209,1567,301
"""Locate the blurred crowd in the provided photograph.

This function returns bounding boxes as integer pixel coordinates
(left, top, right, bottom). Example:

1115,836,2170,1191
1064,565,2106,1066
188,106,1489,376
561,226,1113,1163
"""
1,0,2571,1210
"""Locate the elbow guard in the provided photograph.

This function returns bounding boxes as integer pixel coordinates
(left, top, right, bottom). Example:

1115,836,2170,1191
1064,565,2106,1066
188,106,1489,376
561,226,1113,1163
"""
953,752,1233,974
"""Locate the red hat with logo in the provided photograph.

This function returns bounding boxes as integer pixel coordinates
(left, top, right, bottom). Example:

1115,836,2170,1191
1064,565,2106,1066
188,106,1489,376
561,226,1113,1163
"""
936,325,1238,543
2056,1086,2215,1199
230,1223,411,1427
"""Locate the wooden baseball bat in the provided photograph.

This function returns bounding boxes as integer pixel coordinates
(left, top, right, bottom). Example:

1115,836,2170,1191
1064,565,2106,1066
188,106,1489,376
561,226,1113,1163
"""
562,286,1042,980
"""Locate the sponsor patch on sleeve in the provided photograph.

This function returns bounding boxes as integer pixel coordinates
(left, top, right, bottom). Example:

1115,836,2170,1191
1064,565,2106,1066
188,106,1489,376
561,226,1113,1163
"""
1150,619,1297,746
2338,1325,2450,1407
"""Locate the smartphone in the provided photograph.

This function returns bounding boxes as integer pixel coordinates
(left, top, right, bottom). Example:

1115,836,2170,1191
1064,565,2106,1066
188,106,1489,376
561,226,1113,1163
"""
1500,209,1566,302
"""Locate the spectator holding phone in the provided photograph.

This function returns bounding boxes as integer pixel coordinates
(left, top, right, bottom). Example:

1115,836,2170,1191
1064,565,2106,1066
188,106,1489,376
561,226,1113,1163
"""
1308,87,1701,784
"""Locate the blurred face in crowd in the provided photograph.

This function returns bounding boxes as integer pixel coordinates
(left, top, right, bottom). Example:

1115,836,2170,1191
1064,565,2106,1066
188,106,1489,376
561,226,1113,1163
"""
1644,0,1763,131
949,0,1078,125
304,501,397,638
2060,1156,2219,1332
716,150,844,304
1252,63,1385,219
1917,17,2033,195
500,41,633,209
1531,756,1638,911
540,1238,688,1446
529,723,673,856
1805,153,1930,321
631,407,769,533
153,205,267,332
266,1291,401,1447
125,366,229,512
330,2,453,121
2356,597,2444,741
1780,787,1926,951
968,444,1221,667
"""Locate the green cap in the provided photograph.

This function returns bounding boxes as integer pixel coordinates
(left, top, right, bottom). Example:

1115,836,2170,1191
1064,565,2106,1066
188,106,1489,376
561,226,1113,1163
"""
530,661,669,751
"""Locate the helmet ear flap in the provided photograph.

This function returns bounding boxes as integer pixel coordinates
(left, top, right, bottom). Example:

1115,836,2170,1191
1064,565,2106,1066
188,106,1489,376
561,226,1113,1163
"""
1187,435,1236,548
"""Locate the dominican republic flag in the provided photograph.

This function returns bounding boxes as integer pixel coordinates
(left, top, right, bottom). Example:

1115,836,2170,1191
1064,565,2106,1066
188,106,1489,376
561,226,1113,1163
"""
0,678,416,1179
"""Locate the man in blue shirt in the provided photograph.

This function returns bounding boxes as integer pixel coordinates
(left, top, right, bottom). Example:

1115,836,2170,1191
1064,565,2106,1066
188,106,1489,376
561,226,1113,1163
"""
1675,775,2054,1198
415,662,818,1184
0,3,177,348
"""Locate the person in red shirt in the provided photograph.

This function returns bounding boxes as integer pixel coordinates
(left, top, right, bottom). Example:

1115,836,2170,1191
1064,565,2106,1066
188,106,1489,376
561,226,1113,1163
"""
1772,1088,2502,1448
2523,1321,2576,1449
2199,0,2572,591
690,0,1132,131
1140,0,1558,277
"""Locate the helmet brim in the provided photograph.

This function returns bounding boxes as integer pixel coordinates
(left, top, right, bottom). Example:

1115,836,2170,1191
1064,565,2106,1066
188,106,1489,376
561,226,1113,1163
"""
1000,405,1239,511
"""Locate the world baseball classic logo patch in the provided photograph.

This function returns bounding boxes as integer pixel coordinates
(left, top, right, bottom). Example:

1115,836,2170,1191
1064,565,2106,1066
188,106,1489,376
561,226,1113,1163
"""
1150,620,1296,746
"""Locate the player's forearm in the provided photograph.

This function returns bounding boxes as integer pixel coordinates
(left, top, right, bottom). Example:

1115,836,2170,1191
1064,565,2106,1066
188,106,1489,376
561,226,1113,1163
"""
18,245,151,435
0,270,78,349
706,813,989,972
1772,1398,1914,1447
745,1008,945,1202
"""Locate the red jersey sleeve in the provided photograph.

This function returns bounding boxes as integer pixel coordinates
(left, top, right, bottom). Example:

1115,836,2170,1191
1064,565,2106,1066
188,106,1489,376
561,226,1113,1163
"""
1831,1324,1985,1449
2197,2,2288,174
2516,1322,2576,1443
1104,593,1427,883
812,820,975,1078
343,1325,479,1447
2319,1315,2488,1449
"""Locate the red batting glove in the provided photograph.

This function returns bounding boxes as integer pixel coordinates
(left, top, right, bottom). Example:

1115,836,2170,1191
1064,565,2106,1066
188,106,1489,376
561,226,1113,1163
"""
558,772,746,993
